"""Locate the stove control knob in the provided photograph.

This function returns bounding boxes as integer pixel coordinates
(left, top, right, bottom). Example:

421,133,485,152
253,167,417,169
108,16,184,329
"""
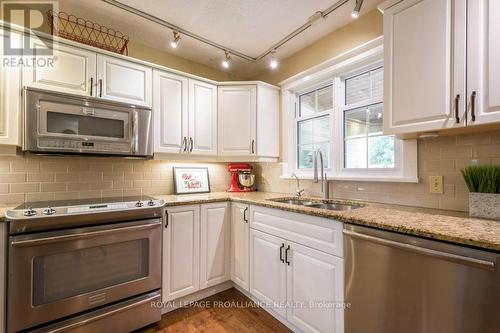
135,201,144,207
148,199,155,206
24,207,37,217
43,207,56,215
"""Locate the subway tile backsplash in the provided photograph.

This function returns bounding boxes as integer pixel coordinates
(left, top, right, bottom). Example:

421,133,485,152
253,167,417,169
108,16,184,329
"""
254,130,500,212
0,156,230,205
0,130,498,211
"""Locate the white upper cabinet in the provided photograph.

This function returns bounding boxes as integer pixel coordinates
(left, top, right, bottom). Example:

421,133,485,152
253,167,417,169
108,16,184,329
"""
153,70,189,154
153,71,217,156
200,203,230,289
0,30,22,146
382,0,466,135
218,85,257,156
24,41,96,97
382,0,500,135
96,54,152,107
218,83,279,158
466,0,500,125
188,79,217,155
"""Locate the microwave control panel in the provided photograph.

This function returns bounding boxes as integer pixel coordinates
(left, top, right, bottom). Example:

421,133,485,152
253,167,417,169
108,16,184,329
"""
38,138,130,152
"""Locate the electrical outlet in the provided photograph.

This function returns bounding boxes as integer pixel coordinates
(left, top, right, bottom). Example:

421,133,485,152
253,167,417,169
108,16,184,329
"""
429,176,443,194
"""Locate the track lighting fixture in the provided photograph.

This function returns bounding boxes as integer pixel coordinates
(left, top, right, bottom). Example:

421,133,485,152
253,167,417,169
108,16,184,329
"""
269,50,278,69
222,51,231,68
170,31,181,48
351,0,363,18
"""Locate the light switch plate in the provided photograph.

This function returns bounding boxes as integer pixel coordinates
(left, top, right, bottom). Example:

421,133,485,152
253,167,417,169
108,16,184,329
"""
429,176,443,194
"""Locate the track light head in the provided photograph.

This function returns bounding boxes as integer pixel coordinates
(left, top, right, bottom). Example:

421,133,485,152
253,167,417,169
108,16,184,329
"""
352,0,363,18
170,31,181,48
269,50,278,69
222,51,231,68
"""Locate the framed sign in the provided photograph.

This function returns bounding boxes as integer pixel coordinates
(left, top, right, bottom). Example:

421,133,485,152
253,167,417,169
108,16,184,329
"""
173,167,211,194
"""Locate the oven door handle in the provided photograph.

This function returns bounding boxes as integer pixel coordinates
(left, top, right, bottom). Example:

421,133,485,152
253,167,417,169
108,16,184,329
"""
11,220,161,248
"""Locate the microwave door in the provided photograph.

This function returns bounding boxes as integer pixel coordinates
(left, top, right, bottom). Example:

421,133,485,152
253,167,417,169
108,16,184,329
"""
38,100,130,142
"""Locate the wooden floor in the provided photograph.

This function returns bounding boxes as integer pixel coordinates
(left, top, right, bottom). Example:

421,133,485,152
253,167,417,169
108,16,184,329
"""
136,288,292,333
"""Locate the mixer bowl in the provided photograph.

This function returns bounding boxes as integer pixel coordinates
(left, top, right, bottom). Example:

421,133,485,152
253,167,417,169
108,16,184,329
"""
238,173,255,188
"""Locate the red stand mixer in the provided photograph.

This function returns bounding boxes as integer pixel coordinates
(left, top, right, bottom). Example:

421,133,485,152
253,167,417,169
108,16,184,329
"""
227,163,256,192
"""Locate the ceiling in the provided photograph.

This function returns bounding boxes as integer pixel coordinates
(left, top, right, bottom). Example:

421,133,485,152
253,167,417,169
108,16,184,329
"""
59,0,382,78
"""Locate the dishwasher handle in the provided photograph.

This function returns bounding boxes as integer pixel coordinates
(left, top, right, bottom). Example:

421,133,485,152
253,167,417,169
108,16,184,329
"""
343,229,495,271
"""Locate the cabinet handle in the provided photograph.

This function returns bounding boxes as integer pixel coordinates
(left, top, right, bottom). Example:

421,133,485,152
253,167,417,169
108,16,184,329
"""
243,207,248,223
251,139,255,154
285,245,290,265
99,79,103,97
189,137,194,152
470,91,476,122
454,94,460,123
165,211,168,228
182,137,187,152
90,77,93,96
279,243,285,263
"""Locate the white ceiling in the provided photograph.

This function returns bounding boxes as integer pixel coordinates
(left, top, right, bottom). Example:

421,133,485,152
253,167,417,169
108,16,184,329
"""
59,0,382,78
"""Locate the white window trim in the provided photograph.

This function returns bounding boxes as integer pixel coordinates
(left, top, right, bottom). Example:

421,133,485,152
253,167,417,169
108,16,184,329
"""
280,37,418,183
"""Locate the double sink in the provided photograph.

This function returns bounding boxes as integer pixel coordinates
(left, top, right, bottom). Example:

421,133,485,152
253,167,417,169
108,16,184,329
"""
268,197,363,211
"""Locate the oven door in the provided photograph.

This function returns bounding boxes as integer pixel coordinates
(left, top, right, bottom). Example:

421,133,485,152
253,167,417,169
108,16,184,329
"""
7,219,162,333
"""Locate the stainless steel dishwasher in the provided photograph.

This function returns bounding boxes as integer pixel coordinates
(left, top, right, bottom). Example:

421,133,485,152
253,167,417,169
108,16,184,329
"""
344,224,500,333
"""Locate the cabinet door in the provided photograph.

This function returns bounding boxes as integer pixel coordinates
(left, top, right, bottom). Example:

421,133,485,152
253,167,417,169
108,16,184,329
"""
188,79,217,155
153,70,189,154
286,241,344,333
256,84,279,158
230,203,250,290
0,30,22,146
383,0,466,135
96,54,152,107
23,41,96,96
249,229,287,318
218,86,256,156
200,202,230,289
163,205,200,301
466,0,500,125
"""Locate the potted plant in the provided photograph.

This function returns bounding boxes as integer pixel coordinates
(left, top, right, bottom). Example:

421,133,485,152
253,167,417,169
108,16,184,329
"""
460,165,500,220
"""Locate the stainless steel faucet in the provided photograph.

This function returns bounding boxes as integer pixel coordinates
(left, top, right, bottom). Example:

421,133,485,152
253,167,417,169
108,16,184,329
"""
291,172,305,197
313,149,330,200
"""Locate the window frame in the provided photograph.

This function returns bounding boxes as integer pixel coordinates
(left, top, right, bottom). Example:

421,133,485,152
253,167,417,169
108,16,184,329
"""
281,39,418,182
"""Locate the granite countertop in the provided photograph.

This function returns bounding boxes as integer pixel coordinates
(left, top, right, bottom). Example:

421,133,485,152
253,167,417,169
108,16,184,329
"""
2,192,498,252
155,192,500,252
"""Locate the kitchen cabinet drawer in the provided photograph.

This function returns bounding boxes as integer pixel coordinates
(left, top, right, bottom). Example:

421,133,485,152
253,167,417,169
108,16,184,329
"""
249,206,343,258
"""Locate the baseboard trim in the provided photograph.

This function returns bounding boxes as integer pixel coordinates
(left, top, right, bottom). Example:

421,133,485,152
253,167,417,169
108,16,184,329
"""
160,280,233,314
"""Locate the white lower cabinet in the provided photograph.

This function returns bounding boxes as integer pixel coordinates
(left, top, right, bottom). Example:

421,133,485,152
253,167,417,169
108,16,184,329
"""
250,229,287,318
230,203,250,290
286,241,344,333
200,202,230,288
163,203,230,302
163,205,200,301
249,205,344,333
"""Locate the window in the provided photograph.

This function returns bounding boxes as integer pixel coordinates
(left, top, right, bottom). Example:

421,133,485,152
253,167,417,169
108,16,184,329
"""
342,67,395,169
296,85,332,169
284,41,417,182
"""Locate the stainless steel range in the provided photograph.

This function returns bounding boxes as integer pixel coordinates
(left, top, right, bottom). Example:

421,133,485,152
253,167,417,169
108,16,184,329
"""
5,196,165,333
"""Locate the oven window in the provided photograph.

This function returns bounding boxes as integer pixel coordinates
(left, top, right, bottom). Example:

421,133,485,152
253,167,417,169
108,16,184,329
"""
32,239,149,306
46,111,125,138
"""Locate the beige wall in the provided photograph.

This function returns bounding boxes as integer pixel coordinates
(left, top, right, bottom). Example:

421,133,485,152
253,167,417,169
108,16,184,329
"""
253,9,383,85
255,130,500,212
128,42,237,81
0,157,230,204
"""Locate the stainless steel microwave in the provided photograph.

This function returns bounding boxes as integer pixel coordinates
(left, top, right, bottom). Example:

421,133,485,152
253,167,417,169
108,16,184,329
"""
23,88,153,157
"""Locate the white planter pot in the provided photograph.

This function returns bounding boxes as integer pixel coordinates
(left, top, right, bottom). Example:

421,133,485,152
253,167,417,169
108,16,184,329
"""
469,192,500,220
